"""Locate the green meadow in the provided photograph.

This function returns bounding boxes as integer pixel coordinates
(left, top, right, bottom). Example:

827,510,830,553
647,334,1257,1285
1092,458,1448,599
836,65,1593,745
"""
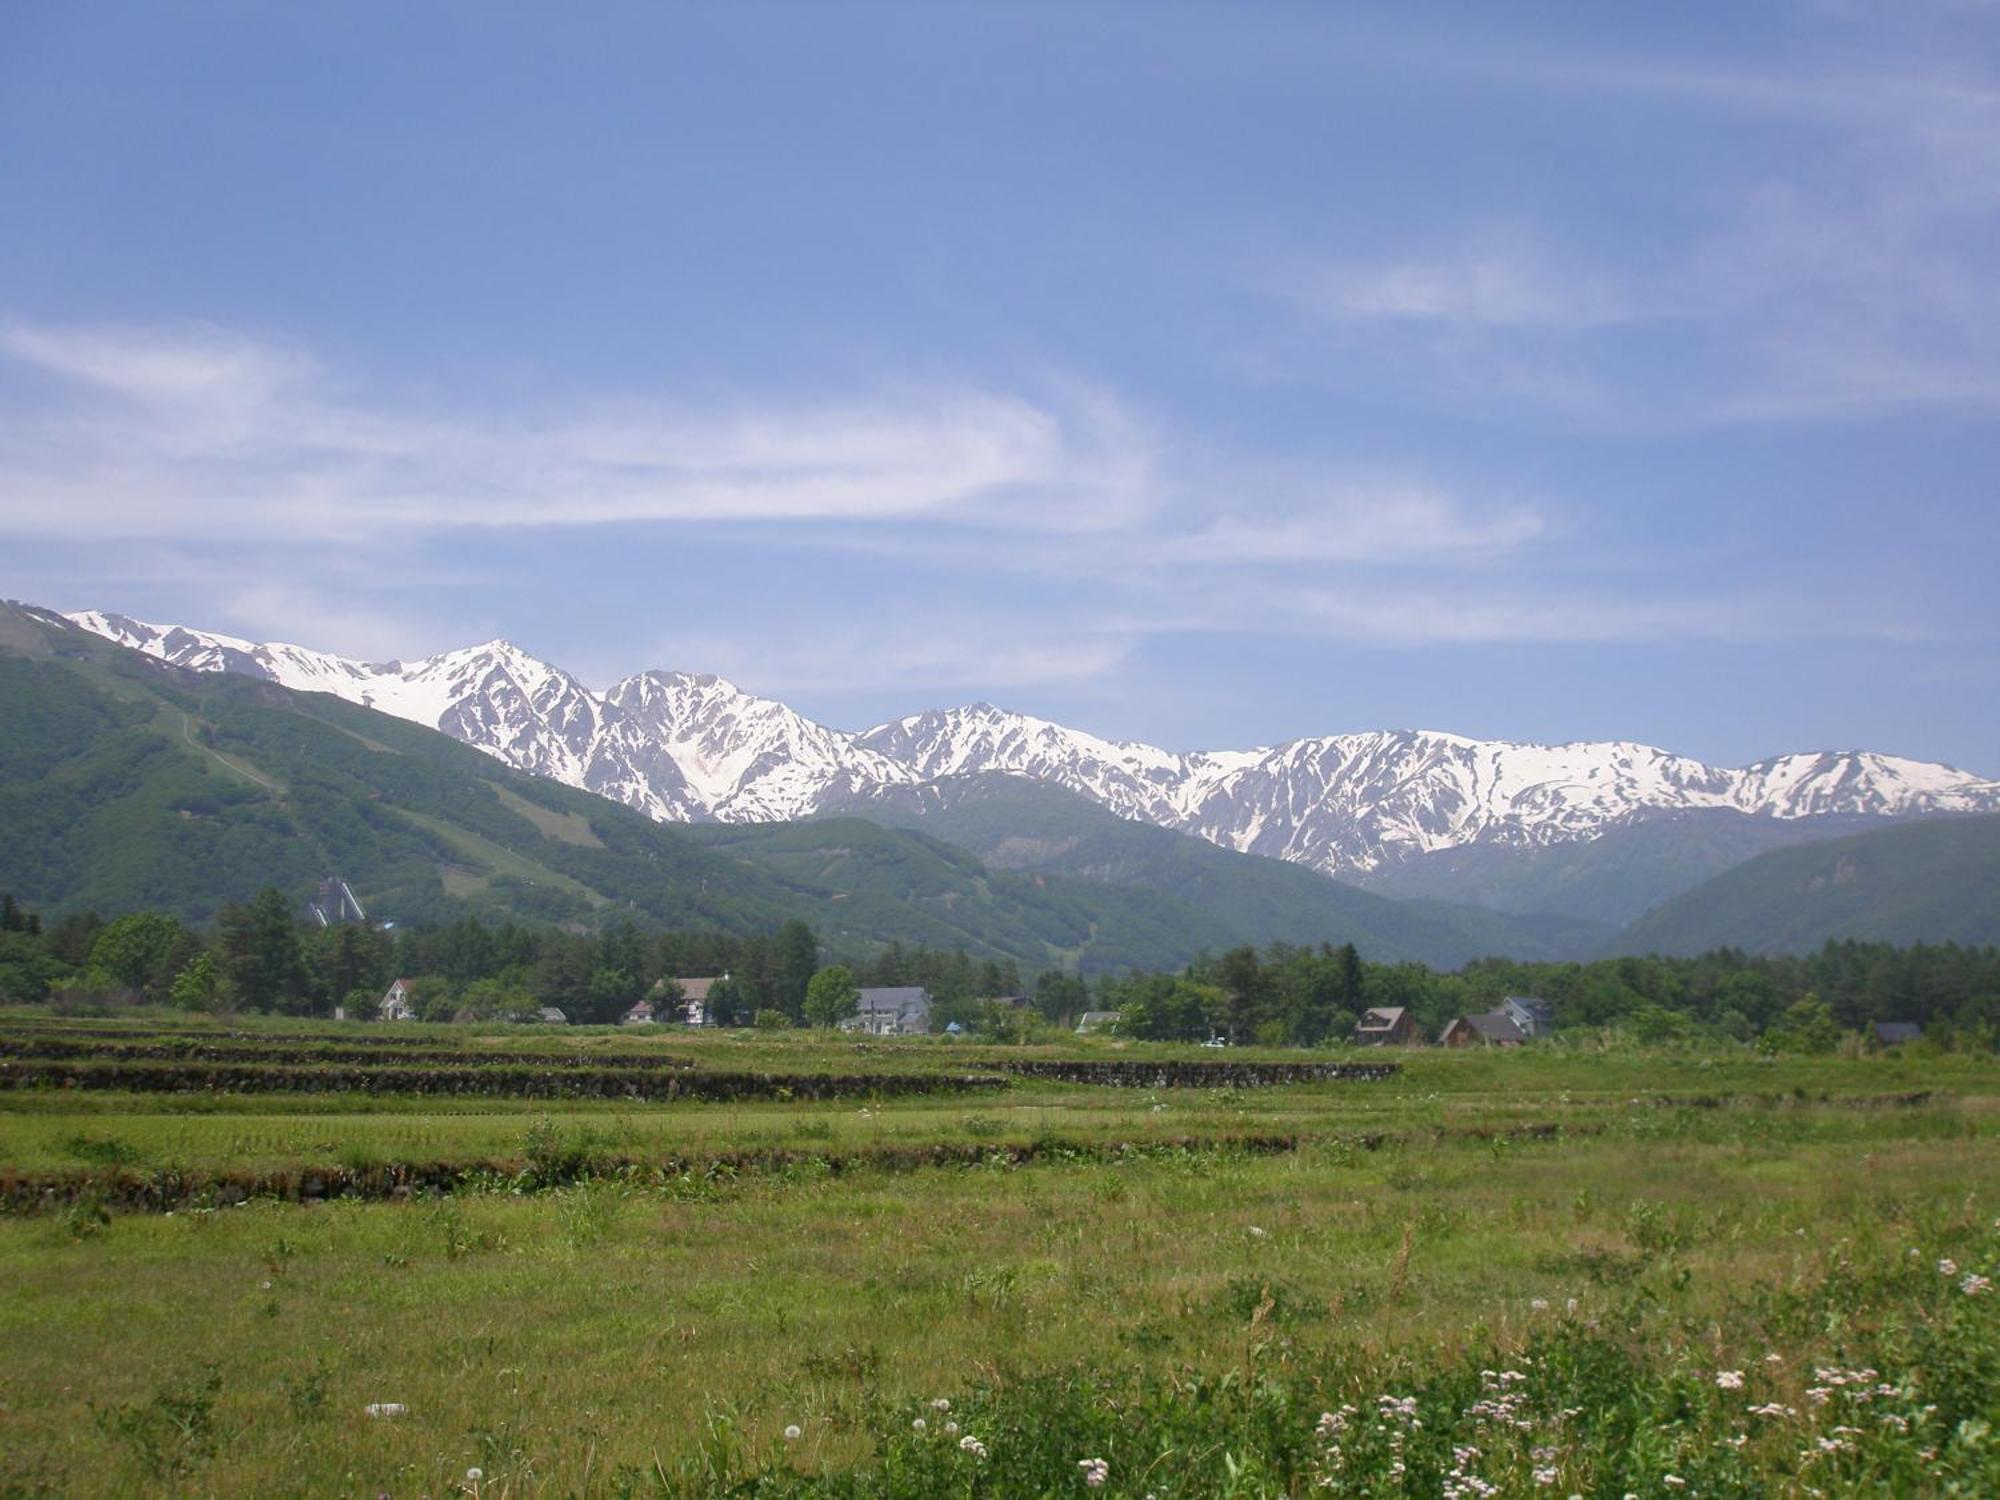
1,1018,1997,1496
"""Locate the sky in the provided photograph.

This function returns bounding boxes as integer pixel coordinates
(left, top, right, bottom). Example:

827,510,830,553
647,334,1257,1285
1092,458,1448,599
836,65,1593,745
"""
2,2,1997,771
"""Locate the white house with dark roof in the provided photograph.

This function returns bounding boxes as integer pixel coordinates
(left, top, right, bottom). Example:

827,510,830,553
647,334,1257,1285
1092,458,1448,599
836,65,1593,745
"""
839,986,932,1036
378,978,418,1022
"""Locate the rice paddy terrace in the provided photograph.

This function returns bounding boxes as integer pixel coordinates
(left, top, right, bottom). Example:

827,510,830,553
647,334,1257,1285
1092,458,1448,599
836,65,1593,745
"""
1,1013,1997,1496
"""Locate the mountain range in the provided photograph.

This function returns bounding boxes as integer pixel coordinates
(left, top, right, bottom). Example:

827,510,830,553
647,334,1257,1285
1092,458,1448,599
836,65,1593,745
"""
8,602,1999,962
65,612,2000,900
0,603,1604,969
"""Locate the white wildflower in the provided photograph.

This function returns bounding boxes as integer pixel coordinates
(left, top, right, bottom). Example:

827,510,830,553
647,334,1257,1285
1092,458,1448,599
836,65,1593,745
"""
1716,1370,1745,1390
1938,1258,1958,1276
959,1435,987,1458
1961,1273,1993,1296
1533,1467,1558,1486
783,1424,801,1441
911,1417,926,1433
466,1469,483,1483
1079,1457,1109,1488
931,1397,952,1411
1664,1477,1686,1490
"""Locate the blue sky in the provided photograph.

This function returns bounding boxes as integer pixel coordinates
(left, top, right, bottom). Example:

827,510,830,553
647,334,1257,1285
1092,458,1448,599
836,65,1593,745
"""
2,2,1996,770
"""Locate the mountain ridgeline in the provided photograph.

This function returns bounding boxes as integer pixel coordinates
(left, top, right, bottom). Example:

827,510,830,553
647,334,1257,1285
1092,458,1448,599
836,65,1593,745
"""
67,611,2000,896
7,601,1999,961
0,604,1609,969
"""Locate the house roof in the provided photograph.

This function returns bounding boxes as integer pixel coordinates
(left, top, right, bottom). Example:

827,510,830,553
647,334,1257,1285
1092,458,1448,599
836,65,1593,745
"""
1357,1007,1407,1029
655,976,722,1001
1445,1011,1526,1044
857,986,930,1012
537,1006,568,1023
386,977,416,991
1874,1021,1923,1044
1076,1010,1121,1025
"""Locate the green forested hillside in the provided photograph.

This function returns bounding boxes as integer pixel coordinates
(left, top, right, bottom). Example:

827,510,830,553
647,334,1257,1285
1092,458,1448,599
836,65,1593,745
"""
0,607,803,933
1356,807,1896,927
823,772,1613,964
682,816,1246,972
1614,813,2000,956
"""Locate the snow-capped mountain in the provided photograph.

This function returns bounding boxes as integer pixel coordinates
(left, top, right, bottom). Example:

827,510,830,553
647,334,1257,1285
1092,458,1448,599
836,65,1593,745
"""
65,609,2000,878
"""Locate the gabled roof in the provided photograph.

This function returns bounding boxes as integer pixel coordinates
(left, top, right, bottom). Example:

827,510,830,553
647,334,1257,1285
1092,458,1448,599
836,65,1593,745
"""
1444,1011,1526,1044
1357,1006,1407,1029
655,976,723,1001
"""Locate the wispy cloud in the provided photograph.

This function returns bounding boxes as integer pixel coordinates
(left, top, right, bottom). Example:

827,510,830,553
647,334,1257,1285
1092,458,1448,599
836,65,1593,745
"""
0,312,1924,695
0,320,1155,540
1274,232,1640,331
1262,43,2000,427
1161,483,1544,563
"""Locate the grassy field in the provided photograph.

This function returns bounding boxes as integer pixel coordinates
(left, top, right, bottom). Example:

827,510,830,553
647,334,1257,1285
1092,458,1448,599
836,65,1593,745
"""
1,1016,1997,1496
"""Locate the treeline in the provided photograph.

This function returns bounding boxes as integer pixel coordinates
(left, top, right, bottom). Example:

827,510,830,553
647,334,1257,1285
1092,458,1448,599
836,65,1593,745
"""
1097,940,2000,1048
0,893,1024,1029
5,892,1997,1047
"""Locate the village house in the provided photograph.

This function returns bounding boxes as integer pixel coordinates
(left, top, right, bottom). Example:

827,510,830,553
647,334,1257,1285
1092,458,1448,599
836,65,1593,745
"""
677,976,725,1026
1438,1012,1527,1047
1502,995,1555,1037
536,1006,568,1025
650,975,726,1026
619,998,656,1026
839,986,933,1036
1874,1020,1923,1046
378,977,418,1022
1074,1009,1122,1035
1353,1006,1417,1046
